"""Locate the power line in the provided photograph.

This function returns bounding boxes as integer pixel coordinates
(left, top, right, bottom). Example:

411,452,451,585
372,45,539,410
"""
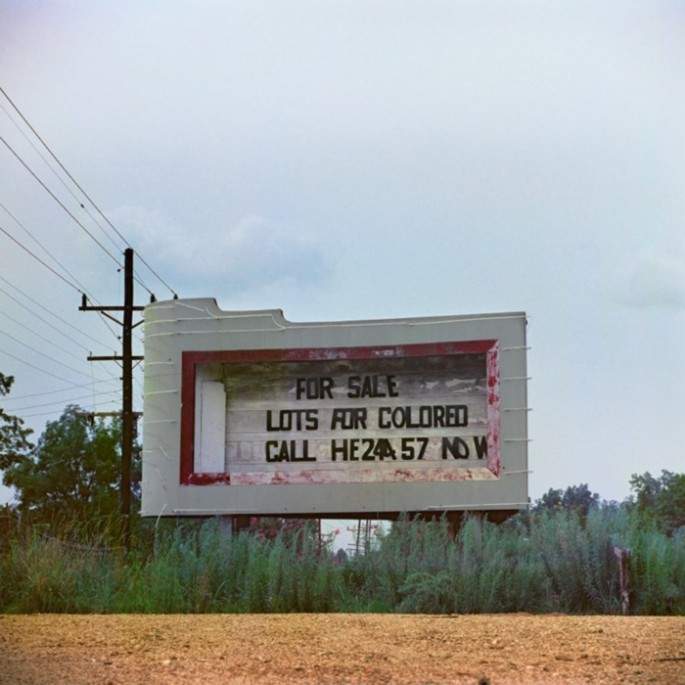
9,389,121,413
0,310,94,363
0,277,113,349
0,135,123,267
17,401,123,420
0,87,178,299
2,378,119,402
0,347,92,385
0,220,124,344
0,329,106,381
0,200,97,298
0,100,126,258
0,222,84,293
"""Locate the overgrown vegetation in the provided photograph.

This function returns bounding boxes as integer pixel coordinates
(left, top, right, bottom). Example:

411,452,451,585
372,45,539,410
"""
1,382,683,615
1,507,683,615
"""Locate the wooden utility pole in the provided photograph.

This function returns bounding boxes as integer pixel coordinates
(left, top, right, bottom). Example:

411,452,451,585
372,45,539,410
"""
80,248,145,549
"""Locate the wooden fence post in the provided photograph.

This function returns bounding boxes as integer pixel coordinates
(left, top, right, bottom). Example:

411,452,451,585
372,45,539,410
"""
613,546,631,615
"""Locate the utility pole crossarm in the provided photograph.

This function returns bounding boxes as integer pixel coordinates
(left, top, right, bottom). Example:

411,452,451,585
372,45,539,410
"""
79,305,145,312
79,294,144,312
77,411,143,419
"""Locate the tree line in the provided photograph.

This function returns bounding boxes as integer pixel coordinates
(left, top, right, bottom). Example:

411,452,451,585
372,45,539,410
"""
2,370,683,535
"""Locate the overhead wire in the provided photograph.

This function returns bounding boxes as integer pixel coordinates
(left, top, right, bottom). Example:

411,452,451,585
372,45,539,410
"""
1,90,161,346
0,329,106,381
1,104,158,344
0,283,123,393
15,405,121,420
8,389,122,413
0,222,84,294
0,220,122,344
1,88,153,428
0,100,125,258
0,277,113,349
0,87,178,299
0,135,123,268
0,353,125,429
2,379,120,403
0,347,97,385
1,106,151,299
0,199,99,300
0,310,99,364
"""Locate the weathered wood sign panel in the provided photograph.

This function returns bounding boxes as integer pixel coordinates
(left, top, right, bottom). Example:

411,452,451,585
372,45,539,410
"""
181,341,500,487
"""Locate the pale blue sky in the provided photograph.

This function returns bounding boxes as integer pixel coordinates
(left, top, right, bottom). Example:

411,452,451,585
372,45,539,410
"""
1,0,684,507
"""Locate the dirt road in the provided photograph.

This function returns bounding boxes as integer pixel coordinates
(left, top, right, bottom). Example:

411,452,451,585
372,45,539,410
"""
1,614,683,684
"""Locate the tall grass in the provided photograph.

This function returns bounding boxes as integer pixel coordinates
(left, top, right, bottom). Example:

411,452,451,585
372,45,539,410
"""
1,509,683,614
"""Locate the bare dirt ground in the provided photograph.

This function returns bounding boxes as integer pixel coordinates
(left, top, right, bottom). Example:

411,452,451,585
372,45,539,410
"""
1,614,683,685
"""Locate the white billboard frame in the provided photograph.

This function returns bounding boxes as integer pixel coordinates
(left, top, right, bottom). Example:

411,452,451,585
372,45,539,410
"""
142,299,529,518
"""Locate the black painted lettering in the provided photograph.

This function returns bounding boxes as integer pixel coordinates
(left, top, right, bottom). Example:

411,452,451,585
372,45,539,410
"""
265,440,315,462
401,437,416,460
331,439,347,461
418,406,432,427
446,405,468,427
331,408,346,429
266,410,279,432
330,407,367,430
295,377,308,400
347,375,400,398
400,437,428,460
266,440,280,462
304,410,319,431
266,409,319,431
361,439,375,461
391,406,405,427
375,438,396,459
441,436,470,459
376,405,467,430
473,436,488,459
347,376,361,398
296,377,335,400
320,377,334,399
293,439,316,462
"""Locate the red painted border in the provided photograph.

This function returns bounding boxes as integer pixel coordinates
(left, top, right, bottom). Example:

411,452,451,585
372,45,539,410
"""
180,340,499,486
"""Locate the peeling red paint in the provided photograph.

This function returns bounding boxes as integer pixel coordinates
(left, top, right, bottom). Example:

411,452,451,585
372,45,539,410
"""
210,466,498,486
486,342,501,478
184,472,231,486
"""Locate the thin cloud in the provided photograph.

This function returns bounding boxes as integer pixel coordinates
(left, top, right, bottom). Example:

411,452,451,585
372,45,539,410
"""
111,207,329,296
615,251,685,310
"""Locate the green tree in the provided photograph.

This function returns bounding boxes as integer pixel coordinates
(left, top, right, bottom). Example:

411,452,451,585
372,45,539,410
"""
3,405,138,526
534,483,600,515
630,470,685,535
0,372,33,473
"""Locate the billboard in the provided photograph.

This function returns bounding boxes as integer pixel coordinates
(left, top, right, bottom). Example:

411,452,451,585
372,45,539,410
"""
142,299,528,517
